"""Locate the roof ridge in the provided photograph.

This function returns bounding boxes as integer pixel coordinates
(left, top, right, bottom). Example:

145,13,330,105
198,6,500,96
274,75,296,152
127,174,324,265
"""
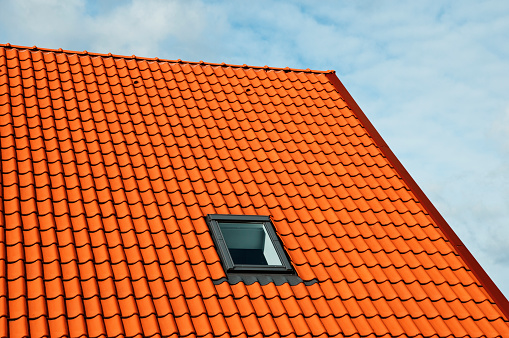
0,43,335,74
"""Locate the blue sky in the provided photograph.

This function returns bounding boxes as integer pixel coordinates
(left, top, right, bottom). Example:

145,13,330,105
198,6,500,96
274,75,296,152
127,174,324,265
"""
1,0,509,297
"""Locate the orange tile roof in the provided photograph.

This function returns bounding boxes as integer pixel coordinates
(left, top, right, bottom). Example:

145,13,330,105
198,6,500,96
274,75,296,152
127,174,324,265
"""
1,43,508,337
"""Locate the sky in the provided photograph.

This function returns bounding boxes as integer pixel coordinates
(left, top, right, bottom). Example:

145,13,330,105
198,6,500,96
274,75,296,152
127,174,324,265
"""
1,0,508,297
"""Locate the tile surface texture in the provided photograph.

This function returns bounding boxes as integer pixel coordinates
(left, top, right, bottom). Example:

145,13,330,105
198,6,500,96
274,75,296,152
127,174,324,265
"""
0,45,508,337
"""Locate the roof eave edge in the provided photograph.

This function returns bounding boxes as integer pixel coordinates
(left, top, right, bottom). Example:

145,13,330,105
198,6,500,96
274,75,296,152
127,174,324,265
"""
325,72,509,321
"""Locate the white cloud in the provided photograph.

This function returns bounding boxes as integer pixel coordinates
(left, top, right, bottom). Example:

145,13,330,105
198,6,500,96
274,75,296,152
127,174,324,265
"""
0,0,88,48
1,0,509,297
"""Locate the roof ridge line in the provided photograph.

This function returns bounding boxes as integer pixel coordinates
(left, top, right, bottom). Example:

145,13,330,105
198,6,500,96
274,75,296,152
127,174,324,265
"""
0,43,335,74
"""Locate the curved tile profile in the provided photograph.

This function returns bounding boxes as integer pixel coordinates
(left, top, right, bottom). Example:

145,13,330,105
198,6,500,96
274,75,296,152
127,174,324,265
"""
0,44,508,338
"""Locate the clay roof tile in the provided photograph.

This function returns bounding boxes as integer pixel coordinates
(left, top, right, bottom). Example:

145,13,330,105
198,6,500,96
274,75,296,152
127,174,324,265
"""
0,44,508,337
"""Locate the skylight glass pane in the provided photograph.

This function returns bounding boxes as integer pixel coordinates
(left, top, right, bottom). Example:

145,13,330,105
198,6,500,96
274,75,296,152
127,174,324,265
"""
219,222,283,266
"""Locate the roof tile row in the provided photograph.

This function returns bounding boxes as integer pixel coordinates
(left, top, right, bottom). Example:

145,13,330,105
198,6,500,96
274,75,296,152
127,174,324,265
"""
1,45,508,337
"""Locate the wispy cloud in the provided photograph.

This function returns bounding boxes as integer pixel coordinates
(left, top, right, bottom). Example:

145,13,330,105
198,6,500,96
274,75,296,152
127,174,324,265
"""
1,0,509,296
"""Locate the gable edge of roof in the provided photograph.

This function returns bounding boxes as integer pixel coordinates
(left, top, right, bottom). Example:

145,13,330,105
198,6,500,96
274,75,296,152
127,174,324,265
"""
325,72,509,321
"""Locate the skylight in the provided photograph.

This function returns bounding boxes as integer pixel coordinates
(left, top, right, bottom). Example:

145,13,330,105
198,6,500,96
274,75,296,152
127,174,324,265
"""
206,214,294,273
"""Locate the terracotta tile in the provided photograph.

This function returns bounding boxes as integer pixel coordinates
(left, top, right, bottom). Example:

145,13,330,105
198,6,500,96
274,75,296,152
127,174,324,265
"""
27,316,50,337
477,299,506,320
491,318,509,337
2,45,509,338
332,314,358,336
366,315,392,336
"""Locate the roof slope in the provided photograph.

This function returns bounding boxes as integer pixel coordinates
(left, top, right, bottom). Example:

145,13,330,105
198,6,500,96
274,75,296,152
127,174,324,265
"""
0,44,508,338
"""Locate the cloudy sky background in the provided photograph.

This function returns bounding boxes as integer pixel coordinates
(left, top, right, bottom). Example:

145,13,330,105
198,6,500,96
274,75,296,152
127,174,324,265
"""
1,0,508,297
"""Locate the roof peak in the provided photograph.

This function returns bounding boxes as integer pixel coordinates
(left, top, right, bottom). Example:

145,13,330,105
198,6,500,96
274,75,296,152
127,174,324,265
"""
0,43,335,74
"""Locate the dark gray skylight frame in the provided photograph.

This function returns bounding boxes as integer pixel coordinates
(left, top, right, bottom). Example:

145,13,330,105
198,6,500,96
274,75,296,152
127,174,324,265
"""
206,214,295,274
